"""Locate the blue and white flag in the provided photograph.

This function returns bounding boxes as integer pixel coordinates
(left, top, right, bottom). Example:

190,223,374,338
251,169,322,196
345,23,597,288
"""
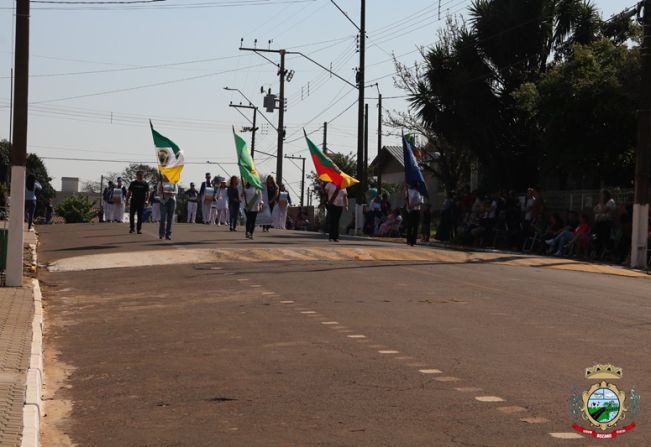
403,133,429,199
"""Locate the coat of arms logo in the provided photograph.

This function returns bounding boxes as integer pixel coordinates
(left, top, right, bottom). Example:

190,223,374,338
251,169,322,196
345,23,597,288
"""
569,364,640,439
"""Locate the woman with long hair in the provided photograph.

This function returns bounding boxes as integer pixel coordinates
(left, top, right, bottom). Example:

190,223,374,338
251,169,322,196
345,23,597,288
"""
264,175,278,232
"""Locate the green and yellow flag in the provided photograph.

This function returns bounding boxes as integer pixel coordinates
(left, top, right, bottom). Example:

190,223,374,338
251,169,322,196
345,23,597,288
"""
150,121,184,184
233,129,263,190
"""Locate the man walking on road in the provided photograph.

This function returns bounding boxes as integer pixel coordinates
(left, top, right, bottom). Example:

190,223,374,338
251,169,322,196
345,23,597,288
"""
405,183,423,246
186,182,199,223
126,170,150,234
324,181,348,242
158,174,177,240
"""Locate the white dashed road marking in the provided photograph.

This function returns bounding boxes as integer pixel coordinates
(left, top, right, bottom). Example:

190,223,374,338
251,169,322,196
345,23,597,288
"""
435,376,461,382
321,322,339,325
418,369,442,374
475,396,505,402
455,387,482,392
378,350,399,354
347,335,366,339
300,311,317,314
549,433,584,439
280,300,294,304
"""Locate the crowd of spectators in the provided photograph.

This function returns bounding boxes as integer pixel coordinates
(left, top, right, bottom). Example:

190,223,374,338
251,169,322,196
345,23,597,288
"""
433,187,651,264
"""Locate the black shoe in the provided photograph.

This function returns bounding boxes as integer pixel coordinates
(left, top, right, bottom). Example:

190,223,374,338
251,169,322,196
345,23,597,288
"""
165,236,172,240
129,229,135,233
159,236,163,240
137,231,142,234
333,239,339,242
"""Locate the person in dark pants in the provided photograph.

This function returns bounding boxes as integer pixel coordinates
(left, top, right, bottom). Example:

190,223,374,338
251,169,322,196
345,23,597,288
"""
24,174,42,231
126,170,150,234
405,183,423,246
227,176,241,231
158,174,177,240
242,182,263,239
324,181,348,242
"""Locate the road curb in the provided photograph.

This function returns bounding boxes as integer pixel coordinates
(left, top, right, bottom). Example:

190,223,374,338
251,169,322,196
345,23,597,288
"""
21,278,43,447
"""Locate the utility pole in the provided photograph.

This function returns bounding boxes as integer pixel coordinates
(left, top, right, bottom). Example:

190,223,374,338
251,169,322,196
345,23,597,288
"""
99,175,104,222
375,85,383,193
632,0,651,269
356,0,366,203
277,50,286,184
228,102,259,159
364,103,369,188
323,121,328,153
285,154,306,207
7,0,29,287
238,46,288,184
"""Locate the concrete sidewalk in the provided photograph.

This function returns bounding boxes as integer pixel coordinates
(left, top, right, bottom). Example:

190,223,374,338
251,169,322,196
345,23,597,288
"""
0,225,42,447
0,286,34,447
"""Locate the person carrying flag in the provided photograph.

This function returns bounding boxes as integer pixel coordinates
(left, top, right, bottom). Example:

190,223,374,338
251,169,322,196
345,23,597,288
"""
149,121,184,235
303,131,358,242
233,129,264,237
402,133,429,246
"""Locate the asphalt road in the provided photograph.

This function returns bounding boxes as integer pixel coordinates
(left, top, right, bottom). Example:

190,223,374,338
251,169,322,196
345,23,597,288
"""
37,223,651,446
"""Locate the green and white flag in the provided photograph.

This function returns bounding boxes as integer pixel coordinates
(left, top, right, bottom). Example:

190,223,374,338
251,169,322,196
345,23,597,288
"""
150,120,184,184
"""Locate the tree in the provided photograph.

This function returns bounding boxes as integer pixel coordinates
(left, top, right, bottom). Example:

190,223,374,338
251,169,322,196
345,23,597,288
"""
113,163,160,188
513,38,640,188
391,0,637,191
55,195,97,223
0,140,56,216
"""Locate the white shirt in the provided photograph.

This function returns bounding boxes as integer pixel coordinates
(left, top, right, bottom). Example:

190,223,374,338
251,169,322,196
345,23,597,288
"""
243,187,263,211
407,188,423,211
324,183,347,207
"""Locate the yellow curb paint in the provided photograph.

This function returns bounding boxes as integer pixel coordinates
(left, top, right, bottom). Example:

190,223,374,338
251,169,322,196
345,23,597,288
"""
475,396,505,402
418,369,442,374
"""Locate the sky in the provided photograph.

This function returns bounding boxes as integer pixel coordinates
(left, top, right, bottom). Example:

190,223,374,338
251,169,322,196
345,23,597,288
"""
0,0,626,198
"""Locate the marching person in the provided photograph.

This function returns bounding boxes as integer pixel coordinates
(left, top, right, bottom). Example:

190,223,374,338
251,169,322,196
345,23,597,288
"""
158,174,177,240
227,176,241,231
150,184,161,223
126,170,150,234
324,181,348,242
215,178,229,226
199,172,213,223
264,175,278,232
185,182,199,223
102,180,114,223
405,182,424,246
271,184,291,230
111,177,128,222
242,181,263,239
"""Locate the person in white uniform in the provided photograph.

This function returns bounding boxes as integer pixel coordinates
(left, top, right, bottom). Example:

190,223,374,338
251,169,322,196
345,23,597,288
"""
111,177,128,222
185,182,199,223
215,178,229,226
271,184,291,230
199,172,213,224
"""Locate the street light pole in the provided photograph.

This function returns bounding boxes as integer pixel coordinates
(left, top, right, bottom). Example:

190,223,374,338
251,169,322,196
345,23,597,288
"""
277,50,286,185
7,0,29,287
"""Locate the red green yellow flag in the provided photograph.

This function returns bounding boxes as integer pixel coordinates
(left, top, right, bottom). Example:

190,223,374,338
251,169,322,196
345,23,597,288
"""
305,133,359,189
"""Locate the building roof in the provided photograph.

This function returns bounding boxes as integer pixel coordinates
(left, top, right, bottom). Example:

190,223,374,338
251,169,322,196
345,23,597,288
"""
369,146,404,172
